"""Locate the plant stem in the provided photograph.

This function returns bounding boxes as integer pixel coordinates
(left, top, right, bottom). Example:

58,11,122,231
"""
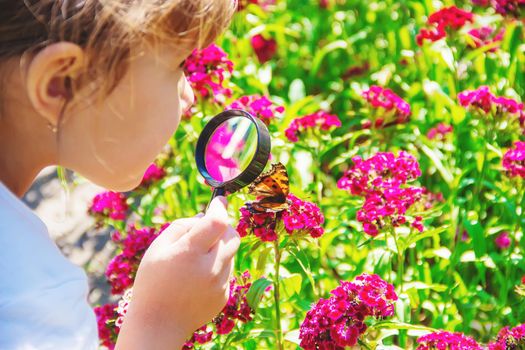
390,226,404,292
273,240,284,350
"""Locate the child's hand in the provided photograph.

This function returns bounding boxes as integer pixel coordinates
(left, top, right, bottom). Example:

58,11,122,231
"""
115,196,240,350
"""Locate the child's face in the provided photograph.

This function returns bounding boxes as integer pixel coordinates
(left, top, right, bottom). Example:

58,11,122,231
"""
61,42,195,191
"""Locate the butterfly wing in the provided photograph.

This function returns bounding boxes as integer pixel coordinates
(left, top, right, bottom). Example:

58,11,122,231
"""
247,163,290,213
248,163,290,198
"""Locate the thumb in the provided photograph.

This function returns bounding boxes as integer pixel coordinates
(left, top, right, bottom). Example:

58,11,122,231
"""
186,196,230,251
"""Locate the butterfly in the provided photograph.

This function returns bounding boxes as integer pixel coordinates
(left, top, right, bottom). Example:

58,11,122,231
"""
246,162,290,213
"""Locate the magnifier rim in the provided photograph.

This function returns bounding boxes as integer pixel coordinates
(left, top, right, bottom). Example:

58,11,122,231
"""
195,109,271,193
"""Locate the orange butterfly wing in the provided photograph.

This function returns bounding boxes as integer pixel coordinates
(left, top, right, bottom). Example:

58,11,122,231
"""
247,163,290,213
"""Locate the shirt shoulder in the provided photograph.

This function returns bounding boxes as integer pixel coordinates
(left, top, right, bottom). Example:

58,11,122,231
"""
0,181,98,350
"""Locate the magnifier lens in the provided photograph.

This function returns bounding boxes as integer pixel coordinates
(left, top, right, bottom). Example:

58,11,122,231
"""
204,117,259,182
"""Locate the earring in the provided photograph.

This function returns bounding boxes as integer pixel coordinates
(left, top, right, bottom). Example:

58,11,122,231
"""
47,122,58,133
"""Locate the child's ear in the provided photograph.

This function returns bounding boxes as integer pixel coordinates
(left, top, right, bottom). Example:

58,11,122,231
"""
25,42,85,129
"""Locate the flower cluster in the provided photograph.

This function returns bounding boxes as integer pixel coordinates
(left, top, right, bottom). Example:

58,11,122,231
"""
139,163,166,188
416,6,474,45
89,191,129,223
236,193,324,241
115,288,133,328
427,123,453,140
183,44,234,102
361,85,411,128
284,110,342,142
503,141,525,178
299,273,397,349
416,331,483,350
468,27,504,52
183,272,258,349
489,0,525,17
458,86,525,125
338,152,424,236
251,34,277,64
227,94,285,125
94,303,119,350
489,324,525,349
182,326,214,350
237,0,275,11
105,224,168,294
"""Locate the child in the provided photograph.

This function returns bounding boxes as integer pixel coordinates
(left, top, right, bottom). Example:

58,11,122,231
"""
0,0,239,349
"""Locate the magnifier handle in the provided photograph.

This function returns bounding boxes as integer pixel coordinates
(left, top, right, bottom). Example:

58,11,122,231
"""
206,187,226,212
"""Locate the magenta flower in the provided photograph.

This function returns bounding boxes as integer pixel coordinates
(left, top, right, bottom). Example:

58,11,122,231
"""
182,326,214,350
427,123,453,140
237,0,275,11
94,303,119,350
214,271,254,334
251,34,277,64
495,231,512,249
458,86,525,123
338,152,424,236
236,194,324,241
285,110,342,142
89,191,129,222
361,85,411,128
299,274,397,350
227,95,285,125
140,163,166,188
416,331,483,350
490,0,525,17
183,44,234,102
468,27,504,52
417,6,474,46
489,324,525,349
503,141,525,178
183,272,260,349
105,224,168,294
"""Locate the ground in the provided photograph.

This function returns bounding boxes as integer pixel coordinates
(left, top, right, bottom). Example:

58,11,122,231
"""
23,166,115,306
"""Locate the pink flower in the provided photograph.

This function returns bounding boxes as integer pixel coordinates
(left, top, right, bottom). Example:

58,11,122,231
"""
105,224,168,294
417,331,483,350
183,44,234,102
468,27,505,52
417,6,474,46
89,191,129,222
285,110,341,142
236,194,325,241
489,324,525,349
361,85,411,128
237,0,275,11
491,0,525,17
251,34,277,63
299,274,397,350
338,152,424,236
94,303,119,350
140,163,166,188
182,326,214,349
227,95,285,126
427,123,453,140
495,231,512,249
458,86,525,126
503,141,525,178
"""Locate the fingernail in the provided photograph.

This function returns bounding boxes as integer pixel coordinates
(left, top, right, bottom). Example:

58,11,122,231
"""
216,195,228,208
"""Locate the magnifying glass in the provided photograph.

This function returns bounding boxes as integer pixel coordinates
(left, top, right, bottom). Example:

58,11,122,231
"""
195,109,271,210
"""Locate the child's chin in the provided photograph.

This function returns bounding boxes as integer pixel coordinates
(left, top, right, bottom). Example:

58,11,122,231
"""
105,176,142,192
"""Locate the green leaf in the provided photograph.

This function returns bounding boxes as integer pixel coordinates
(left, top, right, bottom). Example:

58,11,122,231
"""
246,277,272,311
282,273,303,297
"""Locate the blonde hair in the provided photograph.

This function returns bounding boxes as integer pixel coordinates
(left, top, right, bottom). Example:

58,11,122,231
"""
0,0,236,114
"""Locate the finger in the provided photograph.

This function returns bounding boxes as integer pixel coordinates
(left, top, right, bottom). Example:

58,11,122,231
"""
160,213,204,244
208,226,241,263
184,196,230,251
